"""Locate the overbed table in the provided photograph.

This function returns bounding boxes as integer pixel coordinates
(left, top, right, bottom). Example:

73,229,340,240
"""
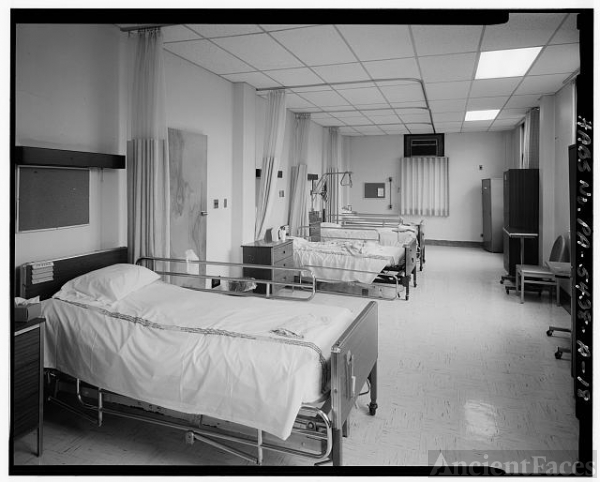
501,227,538,293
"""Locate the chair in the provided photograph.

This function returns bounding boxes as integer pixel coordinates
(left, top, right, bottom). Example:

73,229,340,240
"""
515,234,570,305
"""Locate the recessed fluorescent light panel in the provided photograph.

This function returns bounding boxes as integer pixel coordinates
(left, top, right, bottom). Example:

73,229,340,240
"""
476,47,543,79
465,109,500,121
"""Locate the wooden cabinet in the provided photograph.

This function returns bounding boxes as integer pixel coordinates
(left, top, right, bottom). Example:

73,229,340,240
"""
13,318,44,456
241,240,294,295
503,169,539,275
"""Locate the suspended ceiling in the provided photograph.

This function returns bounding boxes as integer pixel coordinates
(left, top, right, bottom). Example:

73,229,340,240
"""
119,13,580,136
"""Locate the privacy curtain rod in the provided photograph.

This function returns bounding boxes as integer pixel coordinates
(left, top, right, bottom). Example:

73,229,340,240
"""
257,77,436,134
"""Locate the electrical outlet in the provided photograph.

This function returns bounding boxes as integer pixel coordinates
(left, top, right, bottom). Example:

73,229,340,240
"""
224,198,227,208
279,190,284,197
479,165,483,170
213,199,219,208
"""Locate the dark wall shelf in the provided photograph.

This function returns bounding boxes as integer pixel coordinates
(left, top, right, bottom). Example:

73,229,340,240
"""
15,146,125,169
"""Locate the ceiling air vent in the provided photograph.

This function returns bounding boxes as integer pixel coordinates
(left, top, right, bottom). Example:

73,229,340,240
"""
404,134,445,157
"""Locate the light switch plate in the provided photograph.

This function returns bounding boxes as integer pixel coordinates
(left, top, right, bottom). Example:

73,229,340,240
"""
213,199,219,208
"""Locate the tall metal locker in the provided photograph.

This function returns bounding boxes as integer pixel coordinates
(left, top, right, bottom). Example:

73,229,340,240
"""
482,178,503,252
502,169,539,276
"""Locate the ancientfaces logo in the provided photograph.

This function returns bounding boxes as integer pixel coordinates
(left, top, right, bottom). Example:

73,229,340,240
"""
428,450,595,476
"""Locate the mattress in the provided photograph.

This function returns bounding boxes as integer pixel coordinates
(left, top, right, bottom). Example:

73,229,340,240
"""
42,280,355,440
292,238,405,284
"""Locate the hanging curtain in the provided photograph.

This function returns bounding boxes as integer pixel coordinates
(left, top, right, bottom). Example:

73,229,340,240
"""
324,127,342,223
399,156,449,216
127,28,170,263
288,113,311,236
522,108,540,169
255,90,287,239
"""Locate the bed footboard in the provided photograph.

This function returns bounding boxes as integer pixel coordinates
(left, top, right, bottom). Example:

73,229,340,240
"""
330,301,378,466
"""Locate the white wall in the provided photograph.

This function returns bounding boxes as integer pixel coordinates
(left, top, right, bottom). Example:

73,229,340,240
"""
163,51,236,262
15,24,126,267
346,131,510,242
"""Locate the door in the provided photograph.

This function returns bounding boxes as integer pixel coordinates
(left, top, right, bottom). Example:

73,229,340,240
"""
168,128,208,289
482,179,492,251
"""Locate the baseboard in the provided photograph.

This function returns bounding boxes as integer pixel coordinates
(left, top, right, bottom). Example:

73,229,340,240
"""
427,240,483,248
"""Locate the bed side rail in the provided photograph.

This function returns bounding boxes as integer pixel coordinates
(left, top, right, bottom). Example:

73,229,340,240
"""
297,225,381,242
135,257,317,301
330,301,378,466
333,213,402,227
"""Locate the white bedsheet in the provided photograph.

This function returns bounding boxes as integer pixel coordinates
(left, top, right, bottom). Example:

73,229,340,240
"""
42,281,356,440
292,238,404,283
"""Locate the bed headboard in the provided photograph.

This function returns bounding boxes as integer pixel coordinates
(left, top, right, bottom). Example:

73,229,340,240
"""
19,247,128,301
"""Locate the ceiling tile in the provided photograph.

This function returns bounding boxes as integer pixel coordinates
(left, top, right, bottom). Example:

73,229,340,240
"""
330,110,360,118
411,25,482,56
505,94,541,109
221,71,282,89
390,100,427,109
362,58,421,80
466,96,509,110
407,125,434,134
381,125,408,134
298,90,351,107
336,24,414,61
497,108,528,119
435,122,463,133
379,83,424,103
291,85,333,93
398,112,431,123
326,105,360,112
285,93,317,109
342,116,373,126
425,81,471,100
492,118,521,128
432,112,464,122
353,103,391,110
337,87,387,105
428,99,467,113
360,114,400,124
339,126,359,134
163,25,201,42
313,117,345,126
362,109,396,117
164,40,253,75
264,67,324,86
260,25,315,32
187,24,263,38
312,63,371,84
310,112,334,119
394,107,430,116
419,53,477,82
333,81,376,90
271,25,356,66
213,34,303,70
550,14,579,45
470,78,522,98
514,73,571,96
528,44,580,75
481,12,566,51
462,120,493,130
354,125,385,134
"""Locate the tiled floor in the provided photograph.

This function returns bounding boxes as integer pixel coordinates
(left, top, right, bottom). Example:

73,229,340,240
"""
13,245,578,471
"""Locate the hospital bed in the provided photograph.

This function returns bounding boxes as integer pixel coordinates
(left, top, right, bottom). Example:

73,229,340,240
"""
330,213,426,271
18,247,378,466
291,234,417,301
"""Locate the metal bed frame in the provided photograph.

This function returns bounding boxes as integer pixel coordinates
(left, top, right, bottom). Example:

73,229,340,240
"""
19,248,379,466
296,226,418,301
330,213,426,271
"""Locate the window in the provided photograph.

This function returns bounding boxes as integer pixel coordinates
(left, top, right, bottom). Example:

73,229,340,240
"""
399,156,449,216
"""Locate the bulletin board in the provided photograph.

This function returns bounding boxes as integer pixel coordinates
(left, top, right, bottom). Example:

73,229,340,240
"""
17,166,90,232
364,182,386,198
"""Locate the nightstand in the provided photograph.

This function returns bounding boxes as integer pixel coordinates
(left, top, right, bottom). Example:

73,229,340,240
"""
13,318,45,456
241,239,294,295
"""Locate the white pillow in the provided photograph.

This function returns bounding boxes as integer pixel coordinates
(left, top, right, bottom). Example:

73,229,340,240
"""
54,263,160,304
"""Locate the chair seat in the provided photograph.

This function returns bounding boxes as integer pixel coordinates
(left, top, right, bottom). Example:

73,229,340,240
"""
516,264,553,278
